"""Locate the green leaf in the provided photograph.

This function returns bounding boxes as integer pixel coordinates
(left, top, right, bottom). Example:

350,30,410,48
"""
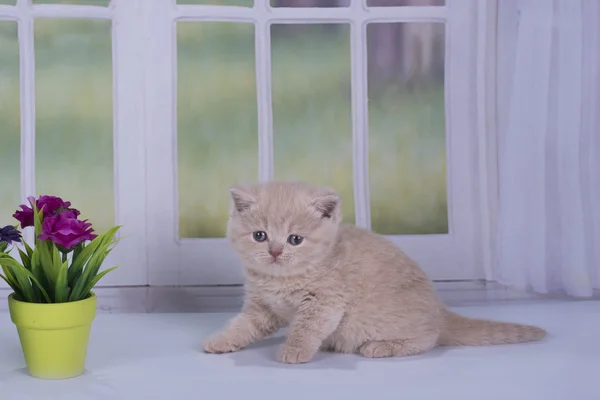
33,203,43,238
68,226,121,287
52,244,62,273
0,265,20,294
69,227,120,301
68,240,101,287
72,242,84,261
68,243,84,285
37,240,56,287
30,252,46,298
0,242,7,253
79,266,119,301
18,248,32,271
30,248,49,302
0,254,21,296
23,241,34,258
0,272,21,294
54,259,69,303
0,256,36,302
31,204,56,287
1,261,17,285
69,247,113,302
0,256,52,303
19,270,51,303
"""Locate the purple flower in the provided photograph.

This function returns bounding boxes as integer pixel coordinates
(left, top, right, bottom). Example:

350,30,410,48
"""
0,225,22,245
12,203,34,228
13,195,80,228
38,211,97,250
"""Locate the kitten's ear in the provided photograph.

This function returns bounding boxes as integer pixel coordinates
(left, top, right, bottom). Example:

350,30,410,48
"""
229,186,256,213
310,189,340,219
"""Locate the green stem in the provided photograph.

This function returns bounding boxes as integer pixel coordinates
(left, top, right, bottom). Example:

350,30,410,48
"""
61,252,67,264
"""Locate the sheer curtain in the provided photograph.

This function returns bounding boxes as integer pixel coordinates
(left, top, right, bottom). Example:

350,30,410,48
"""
495,0,600,297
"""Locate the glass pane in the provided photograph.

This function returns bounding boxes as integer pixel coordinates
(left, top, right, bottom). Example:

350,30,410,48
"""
271,0,349,7
0,22,20,224
178,0,252,6
271,24,355,224
35,19,114,233
32,0,109,5
367,22,447,235
367,0,444,7
177,22,258,238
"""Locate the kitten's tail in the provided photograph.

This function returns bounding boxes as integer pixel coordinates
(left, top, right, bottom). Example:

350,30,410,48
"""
437,309,547,346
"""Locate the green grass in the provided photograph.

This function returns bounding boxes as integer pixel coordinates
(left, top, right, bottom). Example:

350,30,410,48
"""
0,20,447,238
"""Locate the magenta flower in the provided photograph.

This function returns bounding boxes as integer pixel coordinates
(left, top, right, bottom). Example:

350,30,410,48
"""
38,211,97,250
13,195,80,228
12,203,34,228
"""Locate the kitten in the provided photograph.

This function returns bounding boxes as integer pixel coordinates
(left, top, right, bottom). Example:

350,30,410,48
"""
203,181,546,364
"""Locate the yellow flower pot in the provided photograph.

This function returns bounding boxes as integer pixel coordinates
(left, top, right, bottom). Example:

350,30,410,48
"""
8,292,97,380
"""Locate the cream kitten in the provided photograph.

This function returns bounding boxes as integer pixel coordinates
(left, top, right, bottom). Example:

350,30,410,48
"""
203,181,546,364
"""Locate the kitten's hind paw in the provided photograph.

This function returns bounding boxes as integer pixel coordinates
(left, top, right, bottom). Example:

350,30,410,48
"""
358,338,435,358
202,334,243,354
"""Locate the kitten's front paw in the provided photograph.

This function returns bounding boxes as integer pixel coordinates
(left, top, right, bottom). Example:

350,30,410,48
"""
277,345,316,364
203,334,242,354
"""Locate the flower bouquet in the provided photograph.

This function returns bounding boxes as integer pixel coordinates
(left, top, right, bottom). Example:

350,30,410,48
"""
0,195,121,380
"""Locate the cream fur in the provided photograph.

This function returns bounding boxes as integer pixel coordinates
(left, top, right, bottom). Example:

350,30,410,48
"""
202,181,547,363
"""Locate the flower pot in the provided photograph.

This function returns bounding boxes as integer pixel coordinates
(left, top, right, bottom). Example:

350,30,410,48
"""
8,292,97,380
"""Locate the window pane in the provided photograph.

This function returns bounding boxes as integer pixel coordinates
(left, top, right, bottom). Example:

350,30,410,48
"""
0,22,20,223
32,0,109,5
368,22,447,235
367,0,444,7
177,0,253,6
0,0,16,5
271,24,355,224
177,22,258,238
271,0,349,7
35,19,114,233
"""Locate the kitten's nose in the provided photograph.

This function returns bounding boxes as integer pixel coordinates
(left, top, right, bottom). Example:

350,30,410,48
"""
269,247,283,258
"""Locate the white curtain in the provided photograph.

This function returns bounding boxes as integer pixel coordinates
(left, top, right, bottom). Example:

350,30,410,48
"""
495,0,600,297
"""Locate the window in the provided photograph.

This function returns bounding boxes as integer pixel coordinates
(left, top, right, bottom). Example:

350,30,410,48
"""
0,0,494,291
0,0,147,288
145,0,492,285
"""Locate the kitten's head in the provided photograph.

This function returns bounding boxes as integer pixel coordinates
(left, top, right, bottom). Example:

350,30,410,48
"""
226,181,342,277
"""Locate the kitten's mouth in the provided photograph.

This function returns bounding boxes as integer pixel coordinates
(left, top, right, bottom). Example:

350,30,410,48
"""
269,257,284,265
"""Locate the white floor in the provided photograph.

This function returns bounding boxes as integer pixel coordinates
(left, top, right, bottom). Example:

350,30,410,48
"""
0,300,599,400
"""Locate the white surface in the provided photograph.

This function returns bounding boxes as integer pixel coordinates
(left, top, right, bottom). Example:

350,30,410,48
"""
0,280,548,313
0,300,598,400
0,280,553,313
495,0,600,297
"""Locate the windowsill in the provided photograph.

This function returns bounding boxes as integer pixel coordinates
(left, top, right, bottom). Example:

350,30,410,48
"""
0,281,574,314
0,299,598,399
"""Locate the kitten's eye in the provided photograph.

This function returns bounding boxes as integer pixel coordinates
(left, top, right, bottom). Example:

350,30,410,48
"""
252,231,267,242
287,235,304,246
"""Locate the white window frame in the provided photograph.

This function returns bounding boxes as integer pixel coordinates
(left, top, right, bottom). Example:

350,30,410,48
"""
0,0,499,294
